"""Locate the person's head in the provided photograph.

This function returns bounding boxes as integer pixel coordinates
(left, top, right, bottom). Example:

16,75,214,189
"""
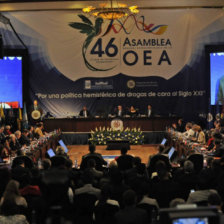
0,125,4,133
14,130,21,139
56,146,65,155
183,160,194,173
42,158,51,170
10,134,16,142
120,147,128,155
28,125,34,132
5,125,11,131
155,160,169,179
148,105,152,110
3,180,20,198
83,106,87,111
208,192,223,211
36,123,43,129
185,122,192,131
178,119,183,125
22,129,29,136
169,198,185,208
118,105,122,110
123,189,137,207
130,106,134,110
89,144,96,153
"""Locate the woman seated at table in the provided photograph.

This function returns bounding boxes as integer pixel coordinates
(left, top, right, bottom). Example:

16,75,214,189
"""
128,106,139,117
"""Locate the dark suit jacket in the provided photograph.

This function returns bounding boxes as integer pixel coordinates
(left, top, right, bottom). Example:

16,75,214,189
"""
115,206,148,224
19,135,31,146
80,152,107,171
146,109,154,118
116,154,134,171
79,110,90,117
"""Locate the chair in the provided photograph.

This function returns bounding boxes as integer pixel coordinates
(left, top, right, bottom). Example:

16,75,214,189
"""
11,156,34,169
94,202,119,224
50,155,67,168
187,154,204,173
137,203,158,223
80,155,104,171
73,193,98,224
148,154,171,177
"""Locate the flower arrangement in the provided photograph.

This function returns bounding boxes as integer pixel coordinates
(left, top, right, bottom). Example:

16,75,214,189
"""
88,126,144,145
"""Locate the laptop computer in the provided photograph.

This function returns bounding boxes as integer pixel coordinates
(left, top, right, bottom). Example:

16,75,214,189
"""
58,140,68,153
161,138,167,145
47,148,55,158
168,147,175,160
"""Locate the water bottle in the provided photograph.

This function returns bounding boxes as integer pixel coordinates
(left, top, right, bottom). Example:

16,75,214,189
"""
37,158,42,169
74,159,78,168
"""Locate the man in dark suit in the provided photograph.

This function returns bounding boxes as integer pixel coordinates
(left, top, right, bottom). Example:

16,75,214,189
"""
146,105,154,118
115,105,124,117
115,189,148,224
79,106,90,118
19,129,31,146
80,144,107,171
116,147,134,171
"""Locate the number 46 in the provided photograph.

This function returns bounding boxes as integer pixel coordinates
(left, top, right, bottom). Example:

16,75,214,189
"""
90,38,118,57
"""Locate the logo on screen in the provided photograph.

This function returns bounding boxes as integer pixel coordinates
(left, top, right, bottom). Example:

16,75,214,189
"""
69,14,168,71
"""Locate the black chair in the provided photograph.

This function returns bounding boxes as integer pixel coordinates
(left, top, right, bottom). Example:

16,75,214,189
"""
147,154,171,177
188,154,204,173
12,156,34,169
80,155,104,171
137,203,158,223
73,193,98,224
94,202,119,224
50,155,67,168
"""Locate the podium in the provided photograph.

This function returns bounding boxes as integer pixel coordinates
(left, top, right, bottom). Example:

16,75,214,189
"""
106,140,130,150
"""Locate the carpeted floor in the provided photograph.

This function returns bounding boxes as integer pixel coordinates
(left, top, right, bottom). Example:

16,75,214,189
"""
67,144,158,167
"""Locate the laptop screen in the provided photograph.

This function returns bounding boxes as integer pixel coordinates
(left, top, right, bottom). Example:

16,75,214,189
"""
47,148,55,158
172,217,208,224
161,138,167,145
168,147,175,159
59,140,68,153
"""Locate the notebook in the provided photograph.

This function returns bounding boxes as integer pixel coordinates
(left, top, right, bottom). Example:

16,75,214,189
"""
59,140,68,153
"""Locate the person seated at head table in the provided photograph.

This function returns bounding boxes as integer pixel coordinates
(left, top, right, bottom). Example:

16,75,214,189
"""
146,104,154,118
34,123,44,139
128,106,138,117
79,106,90,118
114,105,124,117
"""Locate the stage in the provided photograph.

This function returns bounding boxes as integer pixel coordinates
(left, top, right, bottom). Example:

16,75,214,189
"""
60,131,166,145
67,144,158,166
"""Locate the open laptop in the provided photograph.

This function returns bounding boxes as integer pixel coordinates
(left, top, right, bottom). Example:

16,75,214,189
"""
58,139,68,153
168,147,175,160
47,148,55,158
161,138,167,145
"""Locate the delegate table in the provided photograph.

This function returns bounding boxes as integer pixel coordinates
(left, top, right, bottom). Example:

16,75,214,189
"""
43,117,178,132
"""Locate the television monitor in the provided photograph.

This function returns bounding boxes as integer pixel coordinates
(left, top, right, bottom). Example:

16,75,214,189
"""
172,217,208,224
47,148,55,158
59,140,68,153
0,56,23,108
159,207,219,224
168,147,175,160
161,138,167,145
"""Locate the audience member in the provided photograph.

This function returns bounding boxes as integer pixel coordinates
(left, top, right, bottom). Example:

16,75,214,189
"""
80,144,107,171
116,147,134,171
115,189,148,224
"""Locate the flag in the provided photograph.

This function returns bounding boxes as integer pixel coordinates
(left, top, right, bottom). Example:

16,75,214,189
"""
17,105,23,130
23,102,29,129
0,103,5,124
